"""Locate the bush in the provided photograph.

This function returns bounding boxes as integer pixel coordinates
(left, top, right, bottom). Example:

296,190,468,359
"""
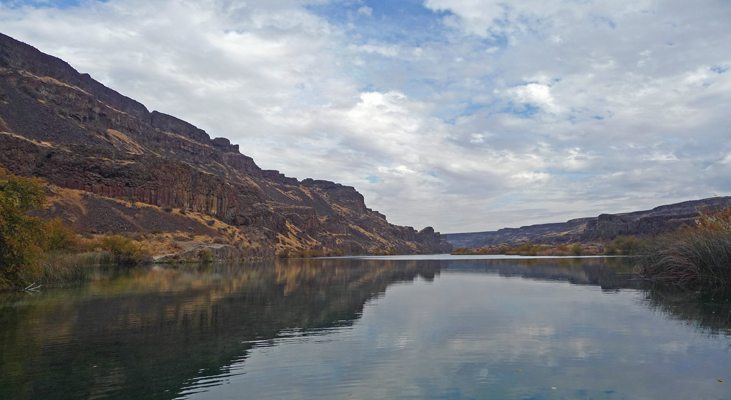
307,249,324,258
612,236,643,255
515,242,533,254
198,248,213,263
44,218,80,253
0,168,47,289
571,244,584,256
98,235,148,265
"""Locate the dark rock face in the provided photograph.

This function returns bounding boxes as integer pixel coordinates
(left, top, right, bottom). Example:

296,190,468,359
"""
446,197,731,248
0,33,451,255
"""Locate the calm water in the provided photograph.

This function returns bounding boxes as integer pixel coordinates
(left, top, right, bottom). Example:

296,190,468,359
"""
1,256,730,400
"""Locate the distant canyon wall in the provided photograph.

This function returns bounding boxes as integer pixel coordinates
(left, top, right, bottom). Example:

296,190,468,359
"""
447,197,731,248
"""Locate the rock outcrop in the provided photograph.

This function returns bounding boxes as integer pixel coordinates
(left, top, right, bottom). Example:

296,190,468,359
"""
447,197,731,248
0,33,451,256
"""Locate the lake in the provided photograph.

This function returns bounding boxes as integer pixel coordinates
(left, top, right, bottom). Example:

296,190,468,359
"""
1,256,730,399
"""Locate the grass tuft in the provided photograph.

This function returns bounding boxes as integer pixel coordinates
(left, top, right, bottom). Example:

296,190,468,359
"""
636,208,731,285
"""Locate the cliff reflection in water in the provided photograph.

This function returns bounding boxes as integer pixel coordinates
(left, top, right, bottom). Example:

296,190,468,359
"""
0,259,442,400
0,257,729,400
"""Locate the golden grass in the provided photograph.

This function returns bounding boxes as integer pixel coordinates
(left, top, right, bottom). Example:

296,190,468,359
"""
18,70,91,95
105,129,146,155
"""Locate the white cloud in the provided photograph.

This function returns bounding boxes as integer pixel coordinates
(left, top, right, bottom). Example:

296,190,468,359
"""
1,0,731,233
348,43,400,57
503,83,563,114
357,6,372,17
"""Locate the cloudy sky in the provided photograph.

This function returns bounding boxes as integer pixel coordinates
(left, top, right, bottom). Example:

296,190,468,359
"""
1,0,730,233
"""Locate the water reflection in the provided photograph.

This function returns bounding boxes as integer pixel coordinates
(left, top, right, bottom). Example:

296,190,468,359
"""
442,256,638,290
643,285,731,337
0,259,440,400
0,257,728,400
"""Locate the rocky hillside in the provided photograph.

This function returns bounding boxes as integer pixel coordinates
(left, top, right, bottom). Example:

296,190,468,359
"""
0,33,451,258
447,197,731,249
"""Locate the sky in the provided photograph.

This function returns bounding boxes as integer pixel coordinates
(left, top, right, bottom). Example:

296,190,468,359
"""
1,0,730,233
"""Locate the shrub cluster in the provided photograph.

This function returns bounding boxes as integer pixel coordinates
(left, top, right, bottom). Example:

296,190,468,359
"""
95,235,149,265
604,236,644,255
277,248,346,258
0,169,150,290
452,242,600,257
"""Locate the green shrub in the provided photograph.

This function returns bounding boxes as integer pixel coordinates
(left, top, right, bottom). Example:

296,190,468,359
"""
308,249,324,258
198,248,214,263
0,168,47,289
612,236,643,255
44,218,80,253
571,244,584,256
98,235,148,265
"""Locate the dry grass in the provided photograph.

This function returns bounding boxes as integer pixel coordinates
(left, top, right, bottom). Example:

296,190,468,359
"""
39,251,114,284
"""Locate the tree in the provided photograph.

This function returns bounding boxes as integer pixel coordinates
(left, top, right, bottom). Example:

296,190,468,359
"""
0,168,47,289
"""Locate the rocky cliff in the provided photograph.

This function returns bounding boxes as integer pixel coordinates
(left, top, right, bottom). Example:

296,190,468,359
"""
0,33,451,257
447,197,731,248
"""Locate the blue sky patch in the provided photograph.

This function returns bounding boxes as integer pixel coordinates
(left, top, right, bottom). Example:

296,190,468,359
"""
504,103,540,118
365,175,383,184
308,0,450,47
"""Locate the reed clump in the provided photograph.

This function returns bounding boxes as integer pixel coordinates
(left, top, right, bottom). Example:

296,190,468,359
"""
39,251,114,284
636,208,731,285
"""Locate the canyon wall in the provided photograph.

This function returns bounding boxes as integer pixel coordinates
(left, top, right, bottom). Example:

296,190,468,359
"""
0,33,452,256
